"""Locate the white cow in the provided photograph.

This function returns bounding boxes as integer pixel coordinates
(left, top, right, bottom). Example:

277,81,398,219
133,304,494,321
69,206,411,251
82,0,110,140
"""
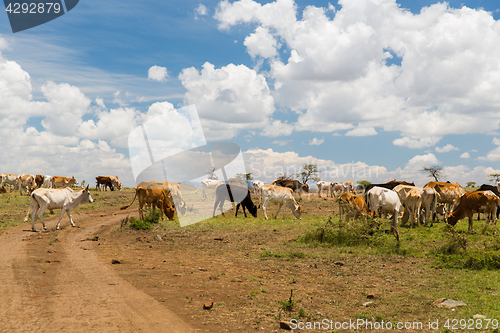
252,180,265,205
331,182,351,198
260,184,302,220
366,187,402,241
198,179,224,198
17,174,36,195
41,175,53,188
317,181,332,198
0,173,18,191
25,186,94,231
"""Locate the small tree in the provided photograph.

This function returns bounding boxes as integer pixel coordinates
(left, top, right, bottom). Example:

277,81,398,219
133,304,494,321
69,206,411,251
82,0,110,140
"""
465,181,476,188
488,173,500,184
296,164,321,184
421,165,443,182
357,180,371,190
236,172,253,184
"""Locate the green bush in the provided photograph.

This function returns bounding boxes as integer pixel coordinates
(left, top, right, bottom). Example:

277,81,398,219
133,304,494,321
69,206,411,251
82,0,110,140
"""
300,216,387,247
129,218,152,230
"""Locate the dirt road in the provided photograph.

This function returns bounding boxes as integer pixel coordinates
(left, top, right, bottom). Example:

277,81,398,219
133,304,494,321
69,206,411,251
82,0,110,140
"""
0,210,194,332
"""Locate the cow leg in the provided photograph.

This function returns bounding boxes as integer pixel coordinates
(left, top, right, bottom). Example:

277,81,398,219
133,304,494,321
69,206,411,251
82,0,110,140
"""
55,208,67,230
65,209,76,228
262,198,269,220
392,213,400,242
467,213,474,234
274,203,283,219
31,200,42,231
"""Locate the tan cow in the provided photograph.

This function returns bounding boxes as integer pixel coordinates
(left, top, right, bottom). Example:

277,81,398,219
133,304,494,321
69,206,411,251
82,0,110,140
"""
447,190,500,234
51,176,78,188
260,184,302,220
17,174,36,195
337,192,372,222
105,175,122,191
423,181,465,221
120,181,176,221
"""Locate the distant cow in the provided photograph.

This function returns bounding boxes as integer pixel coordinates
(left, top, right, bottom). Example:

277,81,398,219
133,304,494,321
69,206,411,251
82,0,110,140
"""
213,184,257,218
51,176,78,189
35,174,53,188
106,175,123,191
0,173,18,191
17,174,36,195
317,181,332,198
447,190,500,234
366,187,402,241
337,192,372,222
198,179,224,198
24,186,93,231
260,184,302,220
252,180,265,205
96,176,114,191
331,181,353,198
271,179,309,199
120,181,176,221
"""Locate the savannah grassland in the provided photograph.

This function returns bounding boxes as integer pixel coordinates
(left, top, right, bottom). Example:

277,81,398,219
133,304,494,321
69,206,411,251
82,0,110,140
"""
1,185,500,332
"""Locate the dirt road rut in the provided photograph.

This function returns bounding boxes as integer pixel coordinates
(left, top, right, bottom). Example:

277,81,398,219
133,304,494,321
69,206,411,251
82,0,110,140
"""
0,211,194,332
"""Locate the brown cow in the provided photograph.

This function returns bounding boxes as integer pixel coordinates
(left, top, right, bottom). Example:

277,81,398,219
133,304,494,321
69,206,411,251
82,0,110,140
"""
337,192,372,222
120,181,176,221
51,176,78,188
35,174,44,188
447,190,500,234
386,180,416,186
96,176,114,191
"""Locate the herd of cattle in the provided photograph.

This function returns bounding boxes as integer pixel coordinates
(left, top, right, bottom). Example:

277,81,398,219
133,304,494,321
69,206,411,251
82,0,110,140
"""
2,172,500,238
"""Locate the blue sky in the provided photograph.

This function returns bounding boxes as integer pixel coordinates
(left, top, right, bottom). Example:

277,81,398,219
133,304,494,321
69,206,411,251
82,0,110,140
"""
0,0,499,187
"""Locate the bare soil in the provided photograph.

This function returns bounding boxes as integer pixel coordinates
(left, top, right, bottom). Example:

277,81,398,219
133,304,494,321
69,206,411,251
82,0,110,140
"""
0,189,490,332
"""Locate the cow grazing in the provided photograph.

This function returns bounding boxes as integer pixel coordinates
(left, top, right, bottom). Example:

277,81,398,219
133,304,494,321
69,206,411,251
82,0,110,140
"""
51,176,78,189
0,173,18,191
423,181,465,221
317,181,332,198
106,175,122,191
120,181,176,221
261,184,302,220
145,181,187,216
198,179,224,198
366,187,402,241
404,189,422,228
17,174,36,195
272,179,309,199
213,184,257,218
447,190,500,234
96,176,114,191
337,192,372,222
24,186,93,231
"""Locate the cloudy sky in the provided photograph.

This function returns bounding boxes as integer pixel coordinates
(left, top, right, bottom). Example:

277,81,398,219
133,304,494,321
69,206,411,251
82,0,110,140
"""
1,0,499,188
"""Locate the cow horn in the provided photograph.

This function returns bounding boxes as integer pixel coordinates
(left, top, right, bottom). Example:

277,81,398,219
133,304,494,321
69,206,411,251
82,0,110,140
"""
85,185,89,191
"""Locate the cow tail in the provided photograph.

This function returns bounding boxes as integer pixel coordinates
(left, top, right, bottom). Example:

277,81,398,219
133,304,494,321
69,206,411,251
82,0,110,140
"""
24,192,34,222
120,191,138,210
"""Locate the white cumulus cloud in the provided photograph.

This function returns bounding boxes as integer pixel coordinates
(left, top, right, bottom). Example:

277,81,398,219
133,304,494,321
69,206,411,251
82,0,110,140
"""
148,65,169,82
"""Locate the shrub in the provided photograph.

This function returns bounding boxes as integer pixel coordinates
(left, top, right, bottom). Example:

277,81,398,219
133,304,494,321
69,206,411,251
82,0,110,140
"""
300,216,387,247
129,218,152,230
